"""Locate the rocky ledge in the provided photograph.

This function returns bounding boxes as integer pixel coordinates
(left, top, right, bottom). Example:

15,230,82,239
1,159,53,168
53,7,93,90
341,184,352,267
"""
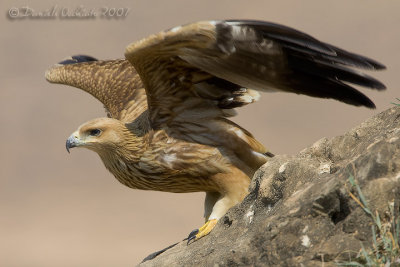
139,107,400,267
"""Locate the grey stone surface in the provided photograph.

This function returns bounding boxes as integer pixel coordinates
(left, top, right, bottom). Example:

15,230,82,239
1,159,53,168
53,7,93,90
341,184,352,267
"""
139,107,400,267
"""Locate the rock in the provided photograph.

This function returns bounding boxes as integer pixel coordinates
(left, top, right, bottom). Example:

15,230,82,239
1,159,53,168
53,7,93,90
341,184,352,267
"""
139,107,400,267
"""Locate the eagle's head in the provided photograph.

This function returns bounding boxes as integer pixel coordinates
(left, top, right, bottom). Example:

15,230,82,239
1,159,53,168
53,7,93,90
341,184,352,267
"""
66,118,133,155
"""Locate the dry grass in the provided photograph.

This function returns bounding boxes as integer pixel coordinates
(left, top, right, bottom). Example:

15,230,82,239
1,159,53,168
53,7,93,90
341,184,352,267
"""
337,174,400,266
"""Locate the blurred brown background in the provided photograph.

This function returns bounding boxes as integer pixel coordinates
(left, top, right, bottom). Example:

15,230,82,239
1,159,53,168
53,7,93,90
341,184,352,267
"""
0,0,398,266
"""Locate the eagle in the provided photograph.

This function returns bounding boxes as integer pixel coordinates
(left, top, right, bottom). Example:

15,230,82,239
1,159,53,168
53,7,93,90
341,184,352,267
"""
45,20,385,243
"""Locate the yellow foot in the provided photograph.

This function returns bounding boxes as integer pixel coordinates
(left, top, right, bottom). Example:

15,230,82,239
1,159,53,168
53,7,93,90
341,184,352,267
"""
187,219,217,244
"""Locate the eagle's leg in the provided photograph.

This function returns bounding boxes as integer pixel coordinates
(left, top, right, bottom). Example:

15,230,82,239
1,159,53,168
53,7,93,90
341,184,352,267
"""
186,192,219,244
204,191,220,221
187,178,249,243
187,192,242,244
187,168,250,244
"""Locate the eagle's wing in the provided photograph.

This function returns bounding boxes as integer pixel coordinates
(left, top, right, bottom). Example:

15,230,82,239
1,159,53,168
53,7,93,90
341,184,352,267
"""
45,56,147,122
125,20,386,128
125,20,385,168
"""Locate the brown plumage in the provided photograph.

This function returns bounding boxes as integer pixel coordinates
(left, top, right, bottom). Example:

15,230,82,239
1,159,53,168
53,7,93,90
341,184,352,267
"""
45,20,385,242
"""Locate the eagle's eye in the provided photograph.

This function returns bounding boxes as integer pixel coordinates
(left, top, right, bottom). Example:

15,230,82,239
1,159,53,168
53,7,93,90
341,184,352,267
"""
89,129,102,137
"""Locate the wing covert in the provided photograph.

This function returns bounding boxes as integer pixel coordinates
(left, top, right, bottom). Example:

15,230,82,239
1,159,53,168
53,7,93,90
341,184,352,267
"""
45,56,147,122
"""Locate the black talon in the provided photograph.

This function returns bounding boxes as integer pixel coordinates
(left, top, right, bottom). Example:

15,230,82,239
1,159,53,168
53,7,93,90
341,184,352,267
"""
186,229,199,245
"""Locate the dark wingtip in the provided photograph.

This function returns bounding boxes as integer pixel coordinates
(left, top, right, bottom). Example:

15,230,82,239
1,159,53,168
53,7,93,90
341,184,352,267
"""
342,90,376,109
322,43,387,71
356,56,386,71
370,61,386,71
58,55,98,65
365,101,376,109
370,80,386,91
353,92,376,109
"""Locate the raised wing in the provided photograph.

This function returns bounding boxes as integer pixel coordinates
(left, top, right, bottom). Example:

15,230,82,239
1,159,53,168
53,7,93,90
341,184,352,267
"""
125,20,385,122
124,20,385,170
45,56,147,122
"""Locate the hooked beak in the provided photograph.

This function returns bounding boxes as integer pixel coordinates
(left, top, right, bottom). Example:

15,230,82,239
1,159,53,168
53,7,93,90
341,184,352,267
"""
66,133,83,153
